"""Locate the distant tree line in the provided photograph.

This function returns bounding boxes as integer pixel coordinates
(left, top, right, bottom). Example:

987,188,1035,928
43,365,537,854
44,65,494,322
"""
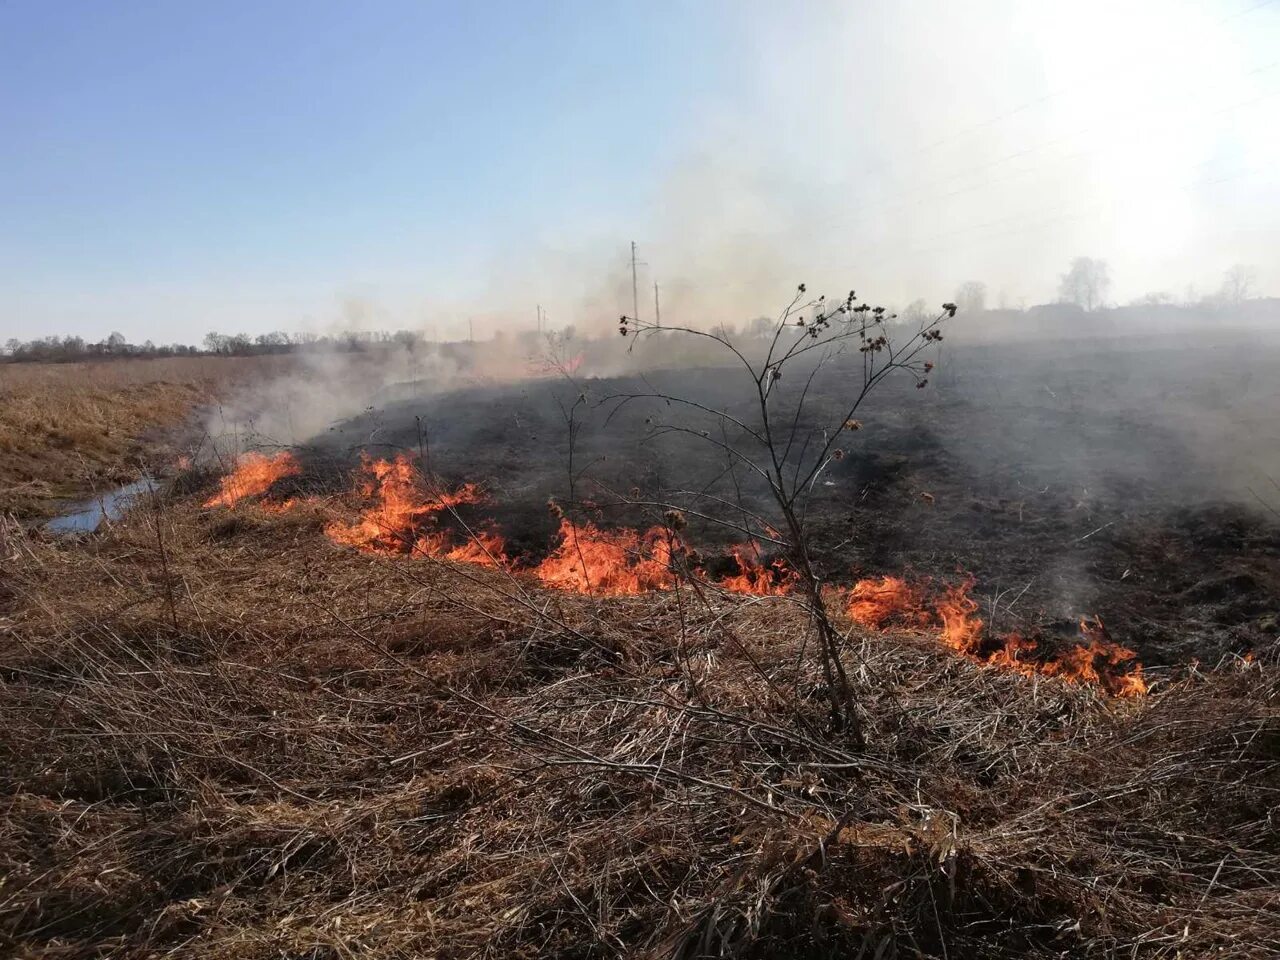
2,332,205,363
1,328,444,363
199,329,439,356
2,260,1269,364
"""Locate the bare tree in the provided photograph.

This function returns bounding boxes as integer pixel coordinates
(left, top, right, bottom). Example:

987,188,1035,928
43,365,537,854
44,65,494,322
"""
1058,257,1111,311
599,286,953,742
954,281,987,314
1219,264,1257,305
901,298,929,325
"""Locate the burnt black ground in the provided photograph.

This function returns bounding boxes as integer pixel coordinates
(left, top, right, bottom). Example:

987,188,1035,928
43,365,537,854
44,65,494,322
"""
302,330,1280,666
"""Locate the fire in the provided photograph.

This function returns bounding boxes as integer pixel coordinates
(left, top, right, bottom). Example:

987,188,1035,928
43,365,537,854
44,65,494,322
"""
846,576,923,628
1043,617,1147,697
198,449,1147,697
985,631,1039,676
324,454,484,553
204,451,301,508
534,518,678,595
838,574,1145,696
414,528,510,568
718,547,796,595
882,577,1145,697
936,576,985,655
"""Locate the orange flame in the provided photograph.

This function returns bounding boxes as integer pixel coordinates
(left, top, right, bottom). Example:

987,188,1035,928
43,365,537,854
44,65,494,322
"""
846,576,923,629
985,631,1040,676
535,518,678,595
898,578,1145,697
718,547,796,595
936,576,984,655
199,453,1146,697
413,528,510,568
204,451,301,508
324,454,484,553
1041,616,1147,697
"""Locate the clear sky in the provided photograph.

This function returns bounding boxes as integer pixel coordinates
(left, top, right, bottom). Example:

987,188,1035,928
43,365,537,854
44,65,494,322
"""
3,0,1278,344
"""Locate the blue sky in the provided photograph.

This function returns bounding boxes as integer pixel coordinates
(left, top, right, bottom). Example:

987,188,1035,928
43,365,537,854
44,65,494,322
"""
3,1,1278,343
2,1,741,340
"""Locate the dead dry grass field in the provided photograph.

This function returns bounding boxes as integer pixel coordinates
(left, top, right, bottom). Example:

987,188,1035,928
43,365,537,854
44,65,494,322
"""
0,356,289,519
0,475,1276,958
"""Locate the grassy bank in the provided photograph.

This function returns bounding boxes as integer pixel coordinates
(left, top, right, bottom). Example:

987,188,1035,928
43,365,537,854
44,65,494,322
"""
0,356,286,519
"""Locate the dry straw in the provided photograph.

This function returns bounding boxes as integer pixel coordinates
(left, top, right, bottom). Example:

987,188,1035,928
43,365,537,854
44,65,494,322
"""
1,497,1276,958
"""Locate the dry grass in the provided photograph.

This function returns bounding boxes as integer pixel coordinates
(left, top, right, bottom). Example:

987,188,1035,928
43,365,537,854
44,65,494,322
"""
0,356,288,518
1,489,1276,959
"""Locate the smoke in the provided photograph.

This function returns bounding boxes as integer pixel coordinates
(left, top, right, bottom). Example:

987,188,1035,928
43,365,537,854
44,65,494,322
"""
207,0,1280,451
160,1,1276,352
203,348,453,456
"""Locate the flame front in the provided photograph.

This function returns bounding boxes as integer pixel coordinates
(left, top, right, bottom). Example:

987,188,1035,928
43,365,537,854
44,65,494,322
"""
846,575,923,629
414,528,510,568
202,452,1146,697
324,454,485,553
936,576,985,655
204,451,301,508
1048,616,1147,697
534,518,677,595
903,578,1145,697
719,547,796,595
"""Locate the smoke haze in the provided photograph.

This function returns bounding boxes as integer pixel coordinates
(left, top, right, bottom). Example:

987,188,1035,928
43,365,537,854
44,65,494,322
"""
307,0,1280,339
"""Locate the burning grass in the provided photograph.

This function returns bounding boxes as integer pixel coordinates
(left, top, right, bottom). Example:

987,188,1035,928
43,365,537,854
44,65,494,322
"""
0,497,1275,958
203,450,302,508
533,516,680,595
208,451,1147,695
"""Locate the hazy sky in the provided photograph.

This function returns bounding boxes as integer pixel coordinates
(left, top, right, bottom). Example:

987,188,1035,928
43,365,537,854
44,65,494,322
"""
3,0,1278,343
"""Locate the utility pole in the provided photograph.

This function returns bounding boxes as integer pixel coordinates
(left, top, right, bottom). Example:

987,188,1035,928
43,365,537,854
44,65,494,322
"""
629,241,643,323
468,319,474,343
653,281,662,328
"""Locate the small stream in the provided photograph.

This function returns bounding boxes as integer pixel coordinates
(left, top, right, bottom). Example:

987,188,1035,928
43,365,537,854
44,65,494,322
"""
45,476,157,534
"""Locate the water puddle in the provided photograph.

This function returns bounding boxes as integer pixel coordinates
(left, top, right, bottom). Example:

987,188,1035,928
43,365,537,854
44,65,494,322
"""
45,476,157,535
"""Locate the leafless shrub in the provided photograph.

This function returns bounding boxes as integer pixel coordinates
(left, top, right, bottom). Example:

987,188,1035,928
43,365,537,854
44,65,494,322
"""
600,286,954,740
